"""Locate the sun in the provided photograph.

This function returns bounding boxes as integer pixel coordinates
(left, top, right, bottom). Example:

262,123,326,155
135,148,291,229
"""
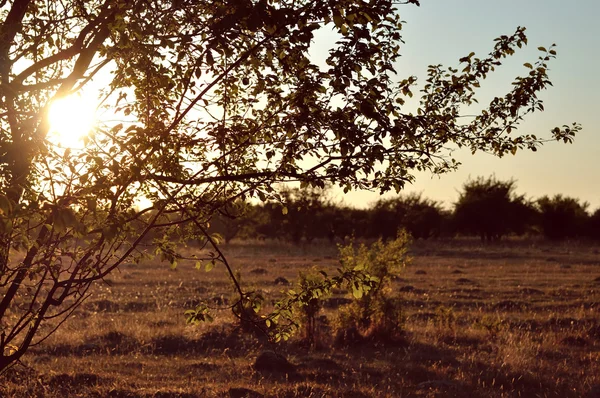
48,93,97,147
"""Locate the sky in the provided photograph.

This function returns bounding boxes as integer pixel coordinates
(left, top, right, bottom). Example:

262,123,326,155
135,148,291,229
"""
56,1,599,212
341,0,600,210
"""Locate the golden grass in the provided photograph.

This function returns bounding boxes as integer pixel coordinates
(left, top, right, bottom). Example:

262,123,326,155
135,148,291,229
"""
2,238,599,397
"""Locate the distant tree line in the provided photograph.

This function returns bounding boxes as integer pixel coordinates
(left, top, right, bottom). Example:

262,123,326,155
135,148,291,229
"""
207,177,600,243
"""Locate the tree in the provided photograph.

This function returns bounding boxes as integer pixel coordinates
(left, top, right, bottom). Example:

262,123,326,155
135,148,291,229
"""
587,208,600,240
453,176,536,241
0,0,579,371
207,200,253,244
537,195,589,240
370,193,444,240
281,186,332,243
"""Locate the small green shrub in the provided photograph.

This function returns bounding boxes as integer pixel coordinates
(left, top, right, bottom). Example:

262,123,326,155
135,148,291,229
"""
335,231,411,342
296,271,330,346
264,246,386,343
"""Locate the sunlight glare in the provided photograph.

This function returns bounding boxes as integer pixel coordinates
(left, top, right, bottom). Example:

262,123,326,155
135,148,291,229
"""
48,94,97,147
135,196,154,211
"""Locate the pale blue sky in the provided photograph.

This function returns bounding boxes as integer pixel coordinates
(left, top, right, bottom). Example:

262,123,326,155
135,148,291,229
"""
344,0,600,210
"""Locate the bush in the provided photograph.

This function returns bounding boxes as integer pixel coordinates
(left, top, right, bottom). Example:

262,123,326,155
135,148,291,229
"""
335,231,411,342
370,194,445,240
207,200,254,244
453,176,536,241
295,272,329,346
261,232,410,344
587,208,600,240
537,195,589,240
259,186,334,243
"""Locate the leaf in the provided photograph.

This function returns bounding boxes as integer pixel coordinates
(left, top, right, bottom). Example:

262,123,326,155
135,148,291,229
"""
523,62,533,69
205,260,215,272
54,207,80,233
211,233,223,245
0,195,12,215
206,50,214,66
352,284,363,299
281,206,288,215
333,14,344,28
86,198,97,212
102,224,119,241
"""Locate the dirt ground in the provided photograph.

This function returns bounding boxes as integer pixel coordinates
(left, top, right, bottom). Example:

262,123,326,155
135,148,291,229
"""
1,239,599,397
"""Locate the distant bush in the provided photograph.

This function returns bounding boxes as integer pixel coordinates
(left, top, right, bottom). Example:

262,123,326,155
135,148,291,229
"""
537,195,589,240
204,182,597,244
587,208,600,240
453,176,536,241
207,200,254,243
370,193,445,240
258,186,334,243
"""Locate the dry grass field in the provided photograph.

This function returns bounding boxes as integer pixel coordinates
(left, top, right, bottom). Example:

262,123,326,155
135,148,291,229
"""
1,239,599,397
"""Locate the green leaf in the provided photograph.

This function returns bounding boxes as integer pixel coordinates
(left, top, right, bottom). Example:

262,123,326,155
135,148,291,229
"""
211,233,223,245
352,284,363,299
333,14,344,28
54,207,80,233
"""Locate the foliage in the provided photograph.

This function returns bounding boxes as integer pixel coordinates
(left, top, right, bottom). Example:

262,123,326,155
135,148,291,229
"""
295,271,328,345
207,200,253,244
336,231,411,341
265,264,380,343
453,176,536,241
261,232,409,344
587,209,600,240
232,291,267,334
265,186,333,243
250,186,372,243
184,304,214,325
370,193,445,240
0,0,579,371
536,195,589,240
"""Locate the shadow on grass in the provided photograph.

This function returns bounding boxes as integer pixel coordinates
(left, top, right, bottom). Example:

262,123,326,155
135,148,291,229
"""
47,372,108,395
27,324,595,397
37,327,259,358
286,338,584,397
